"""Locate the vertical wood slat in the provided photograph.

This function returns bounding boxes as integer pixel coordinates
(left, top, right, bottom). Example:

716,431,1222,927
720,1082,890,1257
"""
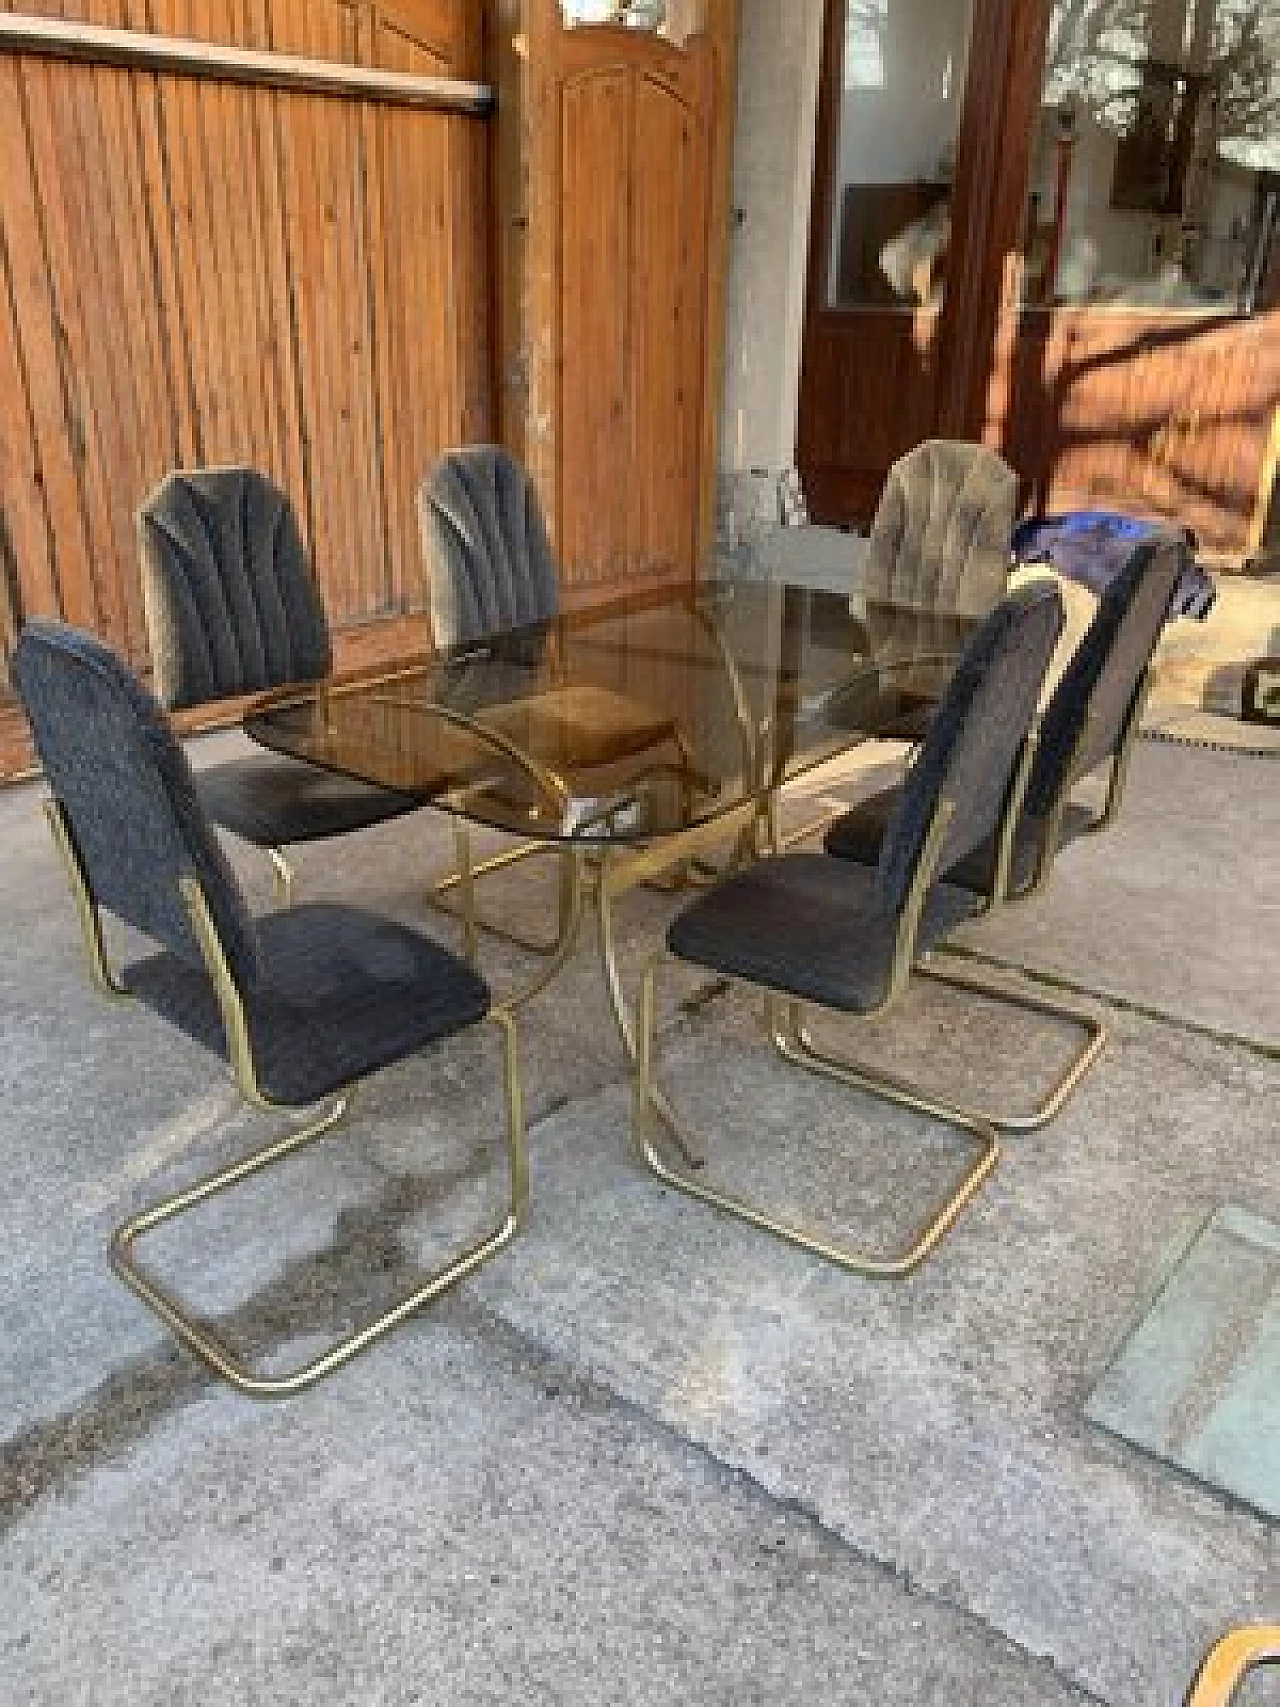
278,0,347,610
0,74,62,634
364,8,456,617
23,52,119,635
0,0,492,757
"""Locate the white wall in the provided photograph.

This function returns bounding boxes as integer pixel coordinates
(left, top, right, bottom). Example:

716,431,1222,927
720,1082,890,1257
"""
718,0,824,476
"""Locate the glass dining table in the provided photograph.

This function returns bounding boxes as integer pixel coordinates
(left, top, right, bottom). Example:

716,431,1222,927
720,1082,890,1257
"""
244,577,979,1062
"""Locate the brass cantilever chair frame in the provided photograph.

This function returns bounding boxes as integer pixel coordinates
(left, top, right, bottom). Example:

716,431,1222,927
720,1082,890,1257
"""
882,606,1159,1132
998,664,1155,905
794,727,1107,1136
632,582,1069,1276
383,685,583,970
633,795,1001,1277
17,614,546,1400
43,797,529,1400
882,665,1145,1132
1184,1627,1280,1707
813,538,1189,1130
422,628,593,960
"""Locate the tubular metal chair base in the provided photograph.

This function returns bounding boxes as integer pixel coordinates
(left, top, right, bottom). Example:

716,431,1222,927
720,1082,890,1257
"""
268,846,293,905
1184,1627,1280,1707
633,959,1000,1278
109,1011,527,1399
427,826,575,959
786,955,1106,1135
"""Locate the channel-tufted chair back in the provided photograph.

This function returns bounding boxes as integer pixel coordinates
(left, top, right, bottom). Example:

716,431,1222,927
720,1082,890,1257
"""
1024,536,1186,820
419,446,560,653
866,440,1018,617
13,621,261,987
876,581,1064,914
139,467,331,711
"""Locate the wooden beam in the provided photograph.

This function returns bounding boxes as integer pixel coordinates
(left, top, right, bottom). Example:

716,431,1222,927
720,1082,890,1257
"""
0,13,493,113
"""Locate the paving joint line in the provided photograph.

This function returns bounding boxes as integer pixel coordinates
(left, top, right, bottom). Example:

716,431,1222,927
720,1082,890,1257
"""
460,1294,1113,1707
939,944,1279,1064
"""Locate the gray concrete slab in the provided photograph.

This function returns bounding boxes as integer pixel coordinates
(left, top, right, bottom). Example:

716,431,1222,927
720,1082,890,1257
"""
0,755,1100,1707
948,738,1280,1047
2,726,1276,1706
2,1301,1098,1707
466,1002,1280,1706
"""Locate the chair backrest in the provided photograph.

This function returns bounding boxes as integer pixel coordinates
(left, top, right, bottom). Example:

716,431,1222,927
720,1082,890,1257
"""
138,467,331,711
13,621,261,988
1023,535,1186,821
419,446,560,652
876,581,1064,914
866,439,1018,617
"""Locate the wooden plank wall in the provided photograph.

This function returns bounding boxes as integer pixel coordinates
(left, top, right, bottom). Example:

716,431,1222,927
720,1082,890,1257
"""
1004,309,1280,559
0,0,490,771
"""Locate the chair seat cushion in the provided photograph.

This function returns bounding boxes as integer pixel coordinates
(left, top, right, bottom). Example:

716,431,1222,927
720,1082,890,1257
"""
478,684,683,774
824,787,1098,896
667,851,981,1014
125,905,490,1105
197,752,417,848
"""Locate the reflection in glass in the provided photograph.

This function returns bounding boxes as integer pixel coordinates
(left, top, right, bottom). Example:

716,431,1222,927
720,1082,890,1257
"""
827,0,975,308
560,0,668,27
1024,0,1280,311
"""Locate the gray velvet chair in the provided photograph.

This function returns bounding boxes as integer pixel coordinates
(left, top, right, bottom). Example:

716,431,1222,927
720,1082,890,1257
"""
633,581,1071,1278
825,536,1189,903
139,467,417,901
13,619,531,1398
776,439,1020,848
418,444,560,653
418,445,696,955
865,439,1019,616
860,438,1020,738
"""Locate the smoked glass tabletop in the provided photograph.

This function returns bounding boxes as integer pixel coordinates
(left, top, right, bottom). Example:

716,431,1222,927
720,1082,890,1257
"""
244,579,979,845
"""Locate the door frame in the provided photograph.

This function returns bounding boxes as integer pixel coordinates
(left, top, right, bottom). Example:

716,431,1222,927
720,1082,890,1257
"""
797,0,1044,525
798,0,1279,559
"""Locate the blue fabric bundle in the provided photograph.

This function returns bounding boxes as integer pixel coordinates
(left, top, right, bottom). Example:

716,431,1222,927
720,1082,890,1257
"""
1012,510,1215,620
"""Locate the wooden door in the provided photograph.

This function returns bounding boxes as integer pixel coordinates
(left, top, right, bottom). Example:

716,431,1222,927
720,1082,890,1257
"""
799,0,1280,560
797,0,1022,526
984,1,1280,559
518,0,733,609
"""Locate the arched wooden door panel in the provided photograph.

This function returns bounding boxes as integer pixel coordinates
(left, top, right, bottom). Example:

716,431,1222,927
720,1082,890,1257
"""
558,65,635,586
525,5,719,609
629,66,711,586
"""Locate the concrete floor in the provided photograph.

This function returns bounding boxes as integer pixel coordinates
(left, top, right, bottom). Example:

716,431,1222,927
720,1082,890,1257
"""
1,728,1277,1705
